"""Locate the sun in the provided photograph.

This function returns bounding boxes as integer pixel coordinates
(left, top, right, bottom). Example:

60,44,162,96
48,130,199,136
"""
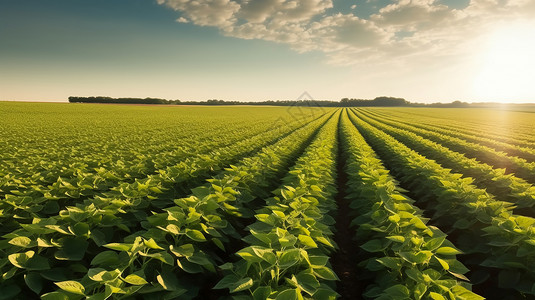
473,21,535,102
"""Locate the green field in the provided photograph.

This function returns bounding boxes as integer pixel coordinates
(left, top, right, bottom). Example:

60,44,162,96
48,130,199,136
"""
1,102,535,299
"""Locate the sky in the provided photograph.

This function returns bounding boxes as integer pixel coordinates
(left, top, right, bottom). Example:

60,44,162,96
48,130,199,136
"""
1,0,534,103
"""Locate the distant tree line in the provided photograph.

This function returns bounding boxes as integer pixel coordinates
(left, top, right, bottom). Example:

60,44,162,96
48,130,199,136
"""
68,96,473,107
68,97,182,105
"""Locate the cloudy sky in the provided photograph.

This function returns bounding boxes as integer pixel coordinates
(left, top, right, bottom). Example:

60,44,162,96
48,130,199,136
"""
1,0,534,103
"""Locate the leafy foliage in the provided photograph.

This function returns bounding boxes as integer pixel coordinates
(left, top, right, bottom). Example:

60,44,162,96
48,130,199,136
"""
340,110,481,299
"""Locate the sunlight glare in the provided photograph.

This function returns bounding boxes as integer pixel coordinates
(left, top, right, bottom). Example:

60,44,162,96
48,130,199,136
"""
473,21,535,102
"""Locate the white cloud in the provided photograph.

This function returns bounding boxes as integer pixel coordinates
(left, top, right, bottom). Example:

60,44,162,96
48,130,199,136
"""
157,0,535,66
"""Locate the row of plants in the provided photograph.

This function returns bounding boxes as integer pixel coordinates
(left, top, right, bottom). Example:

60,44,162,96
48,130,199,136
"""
353,110,535,215
0,110,335,299
361,108,535,162
355,109,535,184
215,110,342,299
362,108,535,148
340,110,482,299
348,109,535,297
0,108,274,194
0,111,319,236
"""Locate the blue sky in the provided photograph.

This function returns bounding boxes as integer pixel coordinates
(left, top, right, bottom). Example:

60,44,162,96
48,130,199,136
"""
1,0,534,103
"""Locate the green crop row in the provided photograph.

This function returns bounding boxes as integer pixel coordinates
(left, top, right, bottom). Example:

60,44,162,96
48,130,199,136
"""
355,109,535,184
340,110,482,299
0,110,334,299
0,111,318,237
348,109,535,297
0,110,310,219
215,110,341,299
362,108,535,147
353,110,535,214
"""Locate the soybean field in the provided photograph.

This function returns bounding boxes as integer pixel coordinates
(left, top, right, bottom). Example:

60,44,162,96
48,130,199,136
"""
1,102,535,300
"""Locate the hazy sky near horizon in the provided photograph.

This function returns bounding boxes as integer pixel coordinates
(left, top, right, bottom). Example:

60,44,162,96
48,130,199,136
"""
1,0,534,103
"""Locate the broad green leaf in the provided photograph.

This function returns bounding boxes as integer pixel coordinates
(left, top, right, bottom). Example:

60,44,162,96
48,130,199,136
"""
386,235,405,243
123,274,148,285
313,266,338,280
253,286,272,300
295,272,320,296
214,275,239,290
384,284,410,298
436,247,462,256
170,244,195,257
279,249,301,268
298,235,318,248
435,256,449,270
103,243,131,252
276,288,298,300
91,251,119,266
9,236,33,248
24,272,43,294
40,291,69,300
450,285,485,300
185,229,206,242
157,271,181,291
55,281,85,295
8,251,34,268
143,238,164,250
230,278,254,293
360,239,384,252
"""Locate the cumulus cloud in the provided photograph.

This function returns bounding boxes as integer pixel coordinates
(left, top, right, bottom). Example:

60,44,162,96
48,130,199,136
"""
157,0,535,65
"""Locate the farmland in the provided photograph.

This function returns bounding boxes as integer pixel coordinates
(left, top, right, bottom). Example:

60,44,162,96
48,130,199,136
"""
1,102,535,299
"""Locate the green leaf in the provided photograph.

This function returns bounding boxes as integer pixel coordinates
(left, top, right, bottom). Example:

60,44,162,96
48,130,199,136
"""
436,247,462,256
237,247,263,263
55,281,85,295
9,236,34,248
230,278,254,293
91,251,119,266
435,256,449,270
253,286,272,300
424,236,446,251
123,274,148,285
295,272,320,296
279,249,301,268
88,268,120,282
56,237,89,261
185,229,206,242
276,288,298,300
386,235,405,243
103,243,131,252
157,271,182,291
450,285,485,300
384,284,410,298
312,288,338,300
143,238,164,250
405,268,423,282
316,236,334,248
71,222,90,236
40,292,69,300
376,257,402,270
429,292,446,300
308,255,329,267
298,235,318,248
170,244,195,258
214,275,239,290
361,239,384,252
8,251,34,268
24,272,43,294
313,266,338,280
